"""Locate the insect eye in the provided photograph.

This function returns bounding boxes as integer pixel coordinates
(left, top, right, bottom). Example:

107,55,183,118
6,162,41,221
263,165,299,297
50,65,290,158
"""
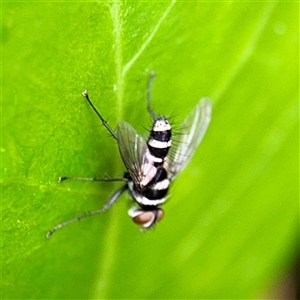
128,208,164,228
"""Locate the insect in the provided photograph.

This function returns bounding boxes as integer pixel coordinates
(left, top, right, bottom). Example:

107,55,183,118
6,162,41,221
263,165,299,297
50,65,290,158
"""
46,72,212,238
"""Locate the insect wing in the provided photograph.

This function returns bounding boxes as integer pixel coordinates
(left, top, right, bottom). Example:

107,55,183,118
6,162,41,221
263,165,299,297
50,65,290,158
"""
116,121,156,186
166,98,212,180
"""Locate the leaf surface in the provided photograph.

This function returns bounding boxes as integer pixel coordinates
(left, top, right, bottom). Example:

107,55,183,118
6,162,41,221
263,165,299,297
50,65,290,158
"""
2,2,298,299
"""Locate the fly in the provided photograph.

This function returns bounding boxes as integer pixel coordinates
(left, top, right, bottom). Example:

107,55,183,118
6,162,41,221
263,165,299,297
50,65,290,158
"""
46,72,212,238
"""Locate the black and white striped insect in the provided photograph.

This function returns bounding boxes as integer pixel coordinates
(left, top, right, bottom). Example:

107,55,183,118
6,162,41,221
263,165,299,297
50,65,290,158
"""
46,73,211,238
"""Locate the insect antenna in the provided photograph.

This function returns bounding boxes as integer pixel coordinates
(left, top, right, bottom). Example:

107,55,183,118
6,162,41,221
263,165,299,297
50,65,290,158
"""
82,90,118,140
46,184,128,239
147,71,158,120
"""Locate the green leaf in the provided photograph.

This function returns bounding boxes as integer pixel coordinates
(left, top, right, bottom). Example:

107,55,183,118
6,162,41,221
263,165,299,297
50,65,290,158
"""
2,2,298,299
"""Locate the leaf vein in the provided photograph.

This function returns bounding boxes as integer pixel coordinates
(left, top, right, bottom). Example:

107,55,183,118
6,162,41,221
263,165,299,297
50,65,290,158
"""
122,0,176,77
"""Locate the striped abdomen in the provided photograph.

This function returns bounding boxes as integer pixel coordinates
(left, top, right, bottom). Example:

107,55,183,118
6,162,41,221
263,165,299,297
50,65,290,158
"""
147,118,172,164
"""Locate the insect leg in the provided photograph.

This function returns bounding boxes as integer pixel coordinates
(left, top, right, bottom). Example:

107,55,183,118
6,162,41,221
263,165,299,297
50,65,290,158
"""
46,184,128,239
58,176,126,183
147,71,158,120
82,90,118,140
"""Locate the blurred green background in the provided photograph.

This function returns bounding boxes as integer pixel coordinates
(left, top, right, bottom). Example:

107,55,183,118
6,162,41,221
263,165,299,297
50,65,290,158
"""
2,2,298,299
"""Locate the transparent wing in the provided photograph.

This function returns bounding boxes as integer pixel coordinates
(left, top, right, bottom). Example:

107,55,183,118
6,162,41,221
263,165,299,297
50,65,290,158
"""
116,121,156,186
165,98,212,180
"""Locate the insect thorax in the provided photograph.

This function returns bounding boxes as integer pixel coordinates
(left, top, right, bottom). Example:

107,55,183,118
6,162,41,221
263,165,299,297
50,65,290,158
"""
127,165,170,207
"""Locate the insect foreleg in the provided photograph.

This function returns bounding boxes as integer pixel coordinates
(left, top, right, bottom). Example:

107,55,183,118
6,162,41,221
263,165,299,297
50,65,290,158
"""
46,184,128,239
82,90,118,140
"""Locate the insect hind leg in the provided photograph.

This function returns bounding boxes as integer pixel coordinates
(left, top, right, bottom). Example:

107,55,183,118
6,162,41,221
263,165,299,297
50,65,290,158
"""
82,90,118,140
147,71,158,120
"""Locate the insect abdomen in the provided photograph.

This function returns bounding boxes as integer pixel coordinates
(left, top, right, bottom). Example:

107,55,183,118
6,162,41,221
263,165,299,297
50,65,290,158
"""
147,118,172,162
